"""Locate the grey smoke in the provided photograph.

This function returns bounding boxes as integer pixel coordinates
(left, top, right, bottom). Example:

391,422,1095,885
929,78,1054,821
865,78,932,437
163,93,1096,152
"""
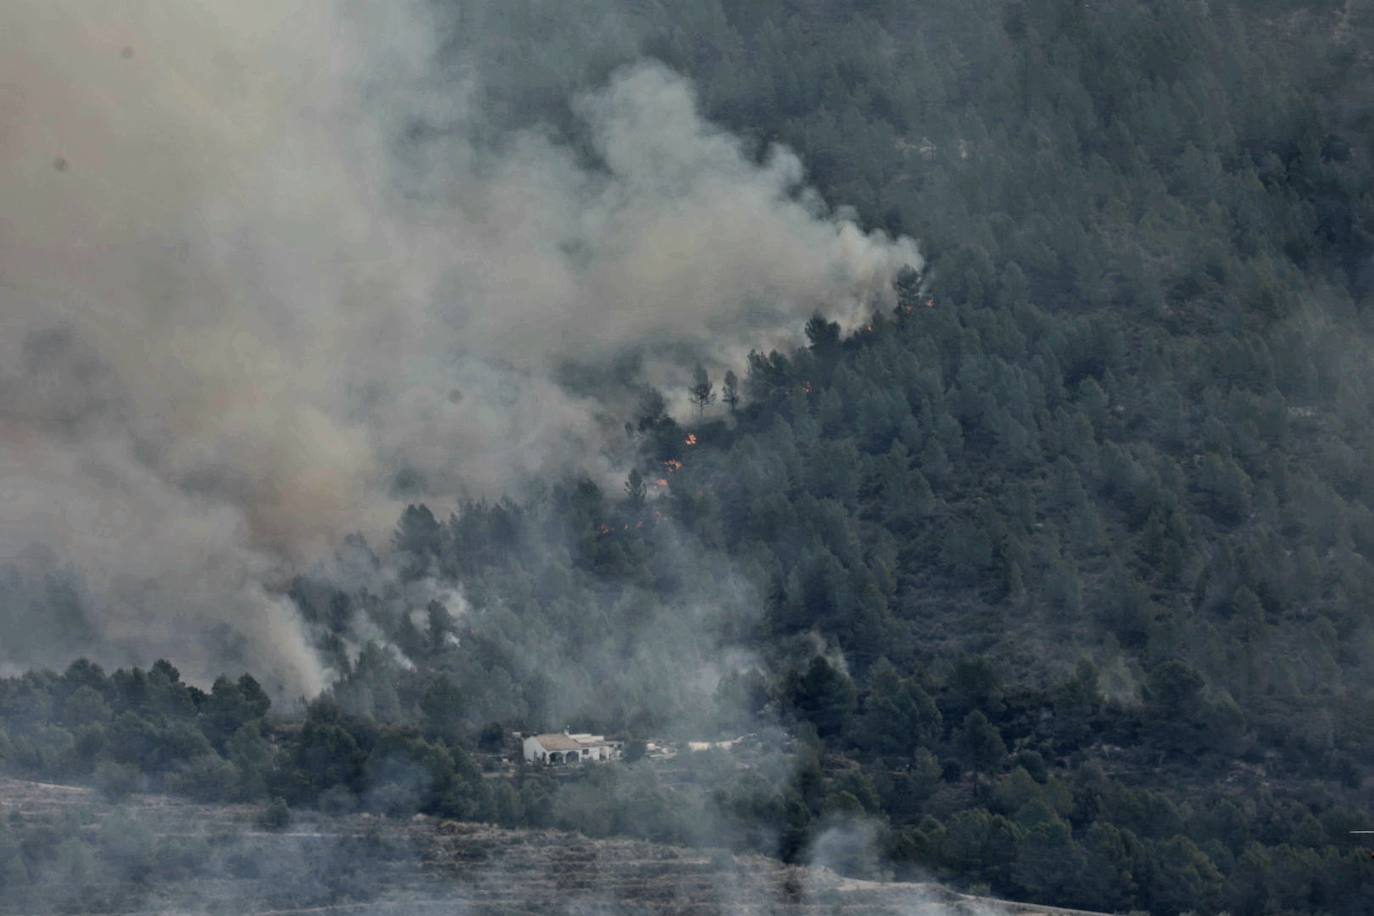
0,0,919,693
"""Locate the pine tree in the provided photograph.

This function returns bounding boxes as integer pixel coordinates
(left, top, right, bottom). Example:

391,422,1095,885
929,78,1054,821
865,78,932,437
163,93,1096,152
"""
688,364,716,417
722,369,740,414
957,710,1007,795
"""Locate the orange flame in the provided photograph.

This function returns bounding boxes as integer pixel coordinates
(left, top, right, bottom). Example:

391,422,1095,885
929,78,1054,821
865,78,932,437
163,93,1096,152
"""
685,433,698,446
655,478,669,488
926,297,935,308
664,458,684,473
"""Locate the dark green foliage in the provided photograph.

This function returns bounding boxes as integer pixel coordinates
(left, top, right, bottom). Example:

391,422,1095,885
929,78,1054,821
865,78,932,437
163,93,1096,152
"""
852,659,941,758
956,711,1007,782
785,657,857,740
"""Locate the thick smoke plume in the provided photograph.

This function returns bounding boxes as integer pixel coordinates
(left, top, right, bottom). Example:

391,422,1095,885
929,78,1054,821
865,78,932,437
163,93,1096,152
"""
0,0,919,692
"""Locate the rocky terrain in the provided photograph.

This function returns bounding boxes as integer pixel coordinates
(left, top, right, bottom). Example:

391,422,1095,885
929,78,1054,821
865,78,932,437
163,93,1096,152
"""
0,778,1102,915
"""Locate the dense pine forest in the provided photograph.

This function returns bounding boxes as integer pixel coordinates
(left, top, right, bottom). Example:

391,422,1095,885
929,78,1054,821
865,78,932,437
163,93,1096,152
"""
5,1,1374,913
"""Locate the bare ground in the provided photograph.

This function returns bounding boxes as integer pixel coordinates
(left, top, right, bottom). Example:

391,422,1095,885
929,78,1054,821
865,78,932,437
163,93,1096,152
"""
0,778,1103,915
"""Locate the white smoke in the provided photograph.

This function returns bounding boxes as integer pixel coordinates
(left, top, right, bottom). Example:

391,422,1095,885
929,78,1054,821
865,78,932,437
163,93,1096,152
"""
0,0,919,692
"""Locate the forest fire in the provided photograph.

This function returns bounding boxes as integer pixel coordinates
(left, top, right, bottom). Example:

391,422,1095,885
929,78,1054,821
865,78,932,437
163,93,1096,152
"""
4,2,1355,913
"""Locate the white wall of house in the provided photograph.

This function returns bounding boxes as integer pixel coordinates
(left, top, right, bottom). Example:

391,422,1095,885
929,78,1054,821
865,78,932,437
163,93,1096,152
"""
522,735,547,763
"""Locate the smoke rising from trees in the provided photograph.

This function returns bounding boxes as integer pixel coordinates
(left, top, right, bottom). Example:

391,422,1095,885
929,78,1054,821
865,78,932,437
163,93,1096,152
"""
0,0,918,692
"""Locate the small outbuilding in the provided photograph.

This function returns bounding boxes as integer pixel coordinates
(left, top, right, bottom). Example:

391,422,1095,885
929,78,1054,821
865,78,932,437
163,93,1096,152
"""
523,731,623,765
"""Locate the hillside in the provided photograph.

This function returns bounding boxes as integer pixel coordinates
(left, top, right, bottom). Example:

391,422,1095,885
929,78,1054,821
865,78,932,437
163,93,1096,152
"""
4,1,1374,914
0,778,1101,915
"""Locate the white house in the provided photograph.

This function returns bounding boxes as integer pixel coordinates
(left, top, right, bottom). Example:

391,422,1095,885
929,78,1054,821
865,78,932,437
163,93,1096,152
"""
686,735,749,753
523,731,623,765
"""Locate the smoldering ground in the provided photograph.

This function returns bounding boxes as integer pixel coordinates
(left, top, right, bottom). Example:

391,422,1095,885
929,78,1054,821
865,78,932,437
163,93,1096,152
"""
0,0,919,693
0,778,1057,915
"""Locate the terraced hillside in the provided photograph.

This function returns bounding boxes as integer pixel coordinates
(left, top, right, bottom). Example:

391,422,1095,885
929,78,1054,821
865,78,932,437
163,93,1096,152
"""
0,779,1100,915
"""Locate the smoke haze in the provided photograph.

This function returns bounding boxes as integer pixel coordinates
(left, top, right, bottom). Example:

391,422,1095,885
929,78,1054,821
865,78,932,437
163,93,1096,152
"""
0,0,919,693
